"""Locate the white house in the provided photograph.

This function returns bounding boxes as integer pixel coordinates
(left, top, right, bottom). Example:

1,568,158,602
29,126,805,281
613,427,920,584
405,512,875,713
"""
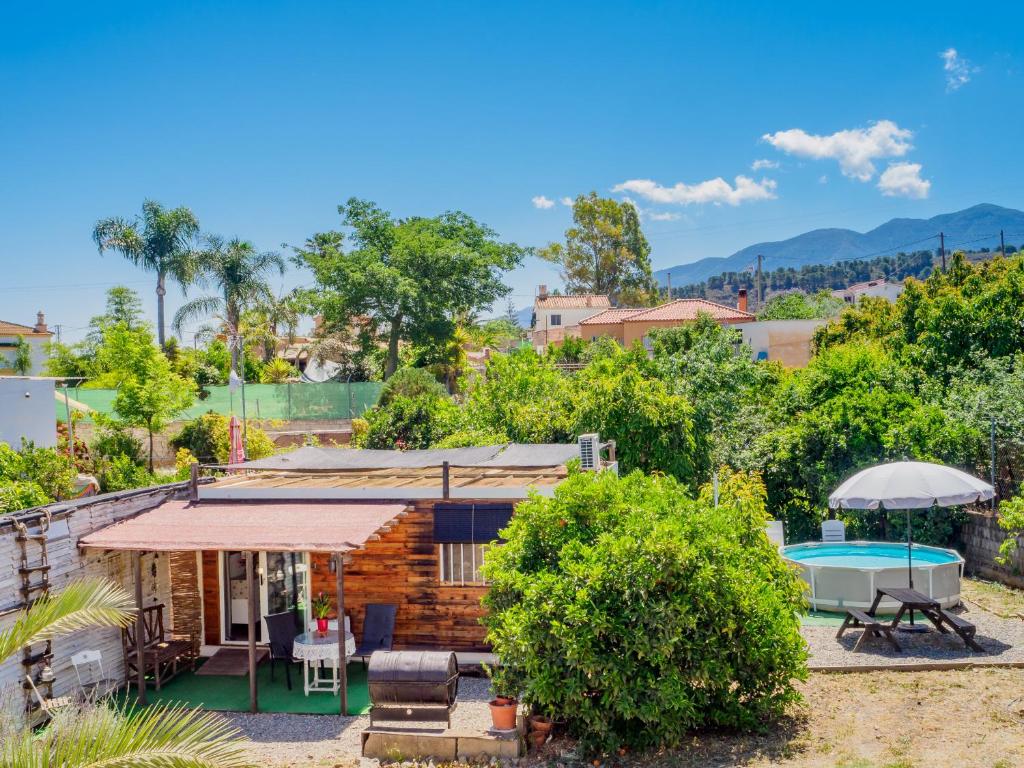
832,279,903,304
531,286,610,350
0,313,53,376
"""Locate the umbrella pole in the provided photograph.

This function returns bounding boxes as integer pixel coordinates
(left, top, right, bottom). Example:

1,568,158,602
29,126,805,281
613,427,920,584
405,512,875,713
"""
906,508,915,626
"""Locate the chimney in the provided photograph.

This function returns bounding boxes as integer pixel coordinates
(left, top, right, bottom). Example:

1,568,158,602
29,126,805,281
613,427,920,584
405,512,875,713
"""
737,289,748,314
538,284,548,300
34,311,48,334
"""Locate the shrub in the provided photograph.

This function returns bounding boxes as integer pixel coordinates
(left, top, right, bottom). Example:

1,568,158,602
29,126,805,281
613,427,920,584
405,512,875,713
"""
91,423,145,466
482,469,807,753
97,454,156,493
0,480,50,514
0,441,77,503
260,357,298,383
349,418,369,448
170,412,276,464
363,394,460,450
378,367,448,407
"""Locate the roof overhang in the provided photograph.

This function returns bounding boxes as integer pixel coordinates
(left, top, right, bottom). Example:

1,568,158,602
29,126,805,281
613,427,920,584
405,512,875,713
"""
78,500,409,553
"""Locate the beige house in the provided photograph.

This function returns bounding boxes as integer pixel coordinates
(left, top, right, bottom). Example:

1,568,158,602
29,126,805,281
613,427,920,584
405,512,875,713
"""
0,313,52,375
578,297,755,348
531,287,610,350
832,279,904,304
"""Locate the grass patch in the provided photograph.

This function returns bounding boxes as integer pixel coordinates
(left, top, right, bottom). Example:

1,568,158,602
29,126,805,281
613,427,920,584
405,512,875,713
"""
962,577,1024,618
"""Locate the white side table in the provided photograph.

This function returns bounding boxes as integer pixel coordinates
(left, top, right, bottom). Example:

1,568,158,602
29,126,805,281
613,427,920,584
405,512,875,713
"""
293,630,356,696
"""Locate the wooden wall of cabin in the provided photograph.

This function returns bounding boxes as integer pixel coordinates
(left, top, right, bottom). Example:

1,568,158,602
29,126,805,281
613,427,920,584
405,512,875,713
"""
200,551,220,646
310,500,490,651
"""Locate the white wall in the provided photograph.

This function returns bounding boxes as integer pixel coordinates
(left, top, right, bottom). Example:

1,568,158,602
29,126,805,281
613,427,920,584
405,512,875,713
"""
0,335,50,376
730,319,828,367
0,378,57,448
0,490,177,728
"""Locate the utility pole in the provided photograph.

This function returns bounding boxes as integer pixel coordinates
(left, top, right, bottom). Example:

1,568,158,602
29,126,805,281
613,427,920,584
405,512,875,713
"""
756,254,764,310
54,324,62,344
1001,229,1006,258
939,232,946,273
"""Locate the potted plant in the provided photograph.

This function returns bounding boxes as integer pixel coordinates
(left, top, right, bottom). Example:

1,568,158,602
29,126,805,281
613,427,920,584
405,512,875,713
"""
484,662,519,732
312,592,331,634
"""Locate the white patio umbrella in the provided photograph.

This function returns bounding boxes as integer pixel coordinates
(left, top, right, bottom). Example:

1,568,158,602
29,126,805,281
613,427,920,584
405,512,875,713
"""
829,461,994,595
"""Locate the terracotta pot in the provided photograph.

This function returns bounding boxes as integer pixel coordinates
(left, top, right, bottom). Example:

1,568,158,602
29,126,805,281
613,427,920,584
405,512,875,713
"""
528,715,553,734
489,698,518,731
528,730,547,750
316,617,329,633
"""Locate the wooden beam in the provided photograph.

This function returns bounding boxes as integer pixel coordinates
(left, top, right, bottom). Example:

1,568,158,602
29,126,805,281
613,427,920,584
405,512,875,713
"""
246,551,258,713
336,551,347,716
133,551,146,705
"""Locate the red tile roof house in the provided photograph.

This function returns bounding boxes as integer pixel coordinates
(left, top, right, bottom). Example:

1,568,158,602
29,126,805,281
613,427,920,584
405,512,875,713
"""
0,313,53,375
531,286,611,350
579,296,755,347
0,441,613,725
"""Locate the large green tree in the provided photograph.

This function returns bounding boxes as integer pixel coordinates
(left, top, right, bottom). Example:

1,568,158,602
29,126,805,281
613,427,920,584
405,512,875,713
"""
539,192,656,305
294,198,526,378
93,200,201,348
173,236,285,372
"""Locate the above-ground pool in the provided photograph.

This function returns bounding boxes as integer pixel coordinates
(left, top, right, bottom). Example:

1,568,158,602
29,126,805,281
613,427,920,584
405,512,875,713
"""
782,541,964,613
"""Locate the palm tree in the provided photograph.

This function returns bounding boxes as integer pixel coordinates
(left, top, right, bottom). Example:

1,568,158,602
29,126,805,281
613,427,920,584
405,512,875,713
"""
93,200,201,348
173,236,285,372
1,578,251,768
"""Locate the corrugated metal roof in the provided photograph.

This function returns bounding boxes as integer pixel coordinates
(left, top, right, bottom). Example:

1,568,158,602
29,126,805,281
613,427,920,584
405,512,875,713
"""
78,500,408,552
238,444,579,471
625,299,754,322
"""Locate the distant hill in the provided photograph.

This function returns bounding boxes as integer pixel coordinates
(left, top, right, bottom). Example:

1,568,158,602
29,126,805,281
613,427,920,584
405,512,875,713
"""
655,204,1024,287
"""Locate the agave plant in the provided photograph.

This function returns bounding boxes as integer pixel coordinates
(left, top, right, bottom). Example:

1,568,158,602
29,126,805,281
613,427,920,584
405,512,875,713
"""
0,578,252,768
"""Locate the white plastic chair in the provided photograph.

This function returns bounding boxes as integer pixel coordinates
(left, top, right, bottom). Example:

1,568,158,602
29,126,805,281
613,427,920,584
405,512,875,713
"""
821,519,846,542
71,649,118,701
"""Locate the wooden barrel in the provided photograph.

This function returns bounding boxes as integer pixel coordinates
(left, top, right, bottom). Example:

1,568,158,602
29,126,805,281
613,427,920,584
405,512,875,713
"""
367,650,459,707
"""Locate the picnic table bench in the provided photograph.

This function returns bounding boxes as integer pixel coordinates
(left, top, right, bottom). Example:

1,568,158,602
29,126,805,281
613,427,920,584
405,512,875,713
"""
837,587,983,652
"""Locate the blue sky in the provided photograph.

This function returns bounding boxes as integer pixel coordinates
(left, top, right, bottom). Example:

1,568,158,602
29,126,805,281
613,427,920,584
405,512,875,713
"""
1,1,1021,341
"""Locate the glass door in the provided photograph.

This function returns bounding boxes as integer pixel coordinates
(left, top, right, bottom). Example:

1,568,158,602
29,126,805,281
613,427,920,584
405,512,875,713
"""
260,552,309,639
221,551,309,644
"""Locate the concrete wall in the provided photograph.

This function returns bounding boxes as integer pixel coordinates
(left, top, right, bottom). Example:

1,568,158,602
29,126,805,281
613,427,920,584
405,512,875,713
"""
0,486,183,726
730,319,828,368
962,511,1024,588
0,377,57,448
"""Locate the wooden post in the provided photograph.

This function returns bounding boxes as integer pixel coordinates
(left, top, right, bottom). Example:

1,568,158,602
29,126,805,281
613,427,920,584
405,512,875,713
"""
442,461,450,500
246,551,258,713
335,551,347,715
189,462,199,502
133,551,146,705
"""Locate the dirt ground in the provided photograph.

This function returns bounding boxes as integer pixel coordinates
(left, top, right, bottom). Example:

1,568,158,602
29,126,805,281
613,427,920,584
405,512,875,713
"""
238,668,1024,768
597,668,1024,768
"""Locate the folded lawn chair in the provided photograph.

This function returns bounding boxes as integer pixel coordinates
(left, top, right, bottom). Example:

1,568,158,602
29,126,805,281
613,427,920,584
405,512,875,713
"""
354,604,397,664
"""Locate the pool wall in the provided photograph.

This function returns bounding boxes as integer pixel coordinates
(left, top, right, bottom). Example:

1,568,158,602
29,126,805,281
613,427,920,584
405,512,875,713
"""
782,541,964,614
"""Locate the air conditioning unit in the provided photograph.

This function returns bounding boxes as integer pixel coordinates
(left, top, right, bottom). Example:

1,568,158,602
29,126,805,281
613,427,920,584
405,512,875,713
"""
578,433,600,471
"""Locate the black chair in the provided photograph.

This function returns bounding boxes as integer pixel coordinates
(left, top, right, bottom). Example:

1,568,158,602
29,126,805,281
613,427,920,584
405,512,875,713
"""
355,604,398,664
264,611,299,690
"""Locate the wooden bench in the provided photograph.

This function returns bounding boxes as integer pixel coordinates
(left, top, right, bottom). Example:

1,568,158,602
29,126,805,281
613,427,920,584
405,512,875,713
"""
836,608,901,652
123,603,198,691
937,609,984,652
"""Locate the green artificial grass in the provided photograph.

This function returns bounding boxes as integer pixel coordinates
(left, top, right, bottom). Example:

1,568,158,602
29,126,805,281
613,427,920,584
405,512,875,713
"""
125,659,371,715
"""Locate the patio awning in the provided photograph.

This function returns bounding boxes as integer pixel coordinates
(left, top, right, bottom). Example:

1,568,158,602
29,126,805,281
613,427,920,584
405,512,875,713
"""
78,500,409,553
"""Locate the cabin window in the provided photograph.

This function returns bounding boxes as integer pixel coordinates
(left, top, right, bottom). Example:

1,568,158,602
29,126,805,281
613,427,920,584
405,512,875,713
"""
438,542,490,585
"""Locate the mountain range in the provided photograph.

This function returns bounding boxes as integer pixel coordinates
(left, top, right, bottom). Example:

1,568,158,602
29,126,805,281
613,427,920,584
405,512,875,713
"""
654,204,1024,288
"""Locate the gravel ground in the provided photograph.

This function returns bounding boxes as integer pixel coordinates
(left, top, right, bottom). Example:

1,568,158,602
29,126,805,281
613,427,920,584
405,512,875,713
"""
803,600,1024,667
225,676,494,767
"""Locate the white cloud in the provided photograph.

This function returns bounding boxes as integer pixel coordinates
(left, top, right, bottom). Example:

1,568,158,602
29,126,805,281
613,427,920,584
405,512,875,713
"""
531,195,555,209
751,158,779,171
559,196,574,207
941,48,975,91
877,162,931,198
612,175,777,206
818,175,829,184
647,210,681,221
762,120,913,181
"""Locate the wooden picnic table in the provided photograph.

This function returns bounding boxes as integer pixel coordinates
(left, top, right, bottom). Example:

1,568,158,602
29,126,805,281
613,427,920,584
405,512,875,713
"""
846,587,983,651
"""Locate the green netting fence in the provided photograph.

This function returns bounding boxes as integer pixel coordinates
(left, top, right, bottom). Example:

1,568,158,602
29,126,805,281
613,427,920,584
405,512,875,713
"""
56,381,383,423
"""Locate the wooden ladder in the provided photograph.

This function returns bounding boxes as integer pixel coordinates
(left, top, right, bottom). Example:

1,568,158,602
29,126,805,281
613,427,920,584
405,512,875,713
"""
15,512,54,722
